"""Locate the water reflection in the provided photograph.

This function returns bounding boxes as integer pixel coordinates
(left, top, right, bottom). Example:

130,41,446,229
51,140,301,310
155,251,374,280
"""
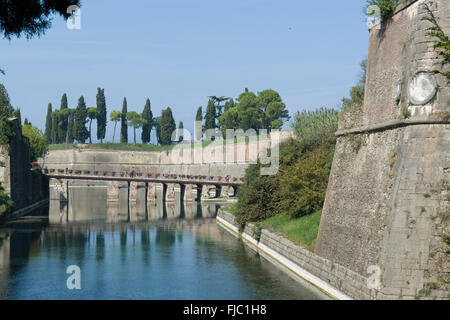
0,187,327,300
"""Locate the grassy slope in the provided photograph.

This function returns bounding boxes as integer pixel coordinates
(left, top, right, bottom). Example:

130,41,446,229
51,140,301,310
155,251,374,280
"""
260,210,322,251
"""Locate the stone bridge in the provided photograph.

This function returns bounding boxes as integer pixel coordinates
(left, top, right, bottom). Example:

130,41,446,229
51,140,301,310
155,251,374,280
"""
40,135,293,219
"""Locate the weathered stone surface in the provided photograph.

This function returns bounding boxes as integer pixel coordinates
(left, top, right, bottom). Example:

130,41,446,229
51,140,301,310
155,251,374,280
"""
317,0,449,300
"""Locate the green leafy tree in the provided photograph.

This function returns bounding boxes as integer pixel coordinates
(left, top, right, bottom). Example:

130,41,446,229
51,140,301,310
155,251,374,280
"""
126,111,145,144
0,182,13,218
366,0,403,20
209,96,229,118
44,103,52,143
73,96,89,143
87,107,98,144
0,84,13,116
224,98,234,112
257,89,289,130
141,99,153,144
235,90,260,131
120,98,128,143
218,107,238,136
0,0,81,39
22,124,48,162
158,107,176,145
110,110,121,143
0,90,14,145
24,118,29,125
96,88,107,143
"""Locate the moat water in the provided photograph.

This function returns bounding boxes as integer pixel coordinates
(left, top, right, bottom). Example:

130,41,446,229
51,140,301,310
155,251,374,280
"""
0,189,326,300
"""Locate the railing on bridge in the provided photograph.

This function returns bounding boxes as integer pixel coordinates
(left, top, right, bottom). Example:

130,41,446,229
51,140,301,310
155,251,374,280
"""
43,168,244,186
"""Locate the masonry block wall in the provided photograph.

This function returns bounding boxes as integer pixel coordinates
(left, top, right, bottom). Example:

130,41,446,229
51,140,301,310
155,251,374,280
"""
316,0,449,299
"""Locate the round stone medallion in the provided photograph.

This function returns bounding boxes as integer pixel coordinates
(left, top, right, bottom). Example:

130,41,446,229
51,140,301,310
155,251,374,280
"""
407,72,437,105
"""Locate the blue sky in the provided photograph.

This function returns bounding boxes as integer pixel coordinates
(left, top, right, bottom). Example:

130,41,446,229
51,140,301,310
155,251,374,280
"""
0,0,369,143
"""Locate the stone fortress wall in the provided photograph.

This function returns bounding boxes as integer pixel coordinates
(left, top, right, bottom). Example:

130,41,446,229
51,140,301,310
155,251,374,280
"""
316,0,449,299
41,130,294,180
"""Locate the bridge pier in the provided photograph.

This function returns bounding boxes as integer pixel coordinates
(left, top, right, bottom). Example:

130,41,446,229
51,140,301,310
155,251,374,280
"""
49,178,69,224
183,184,199,202
129,182,146,221
147,182,165,202
107,181,120,202
220,185,236,198
165,183,181,202
201,185,217,200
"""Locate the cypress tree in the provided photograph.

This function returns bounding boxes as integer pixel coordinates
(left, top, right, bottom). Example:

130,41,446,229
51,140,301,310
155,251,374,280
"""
44,103,52,144
178,121,184,142
141,98,153,144
159,107,176,145
120,98,128,143
51,111,58,144
195,106,203,141
59,93,68,143
73,96,89,143
96,88,107,143
205,99,216,130
66,109,75,143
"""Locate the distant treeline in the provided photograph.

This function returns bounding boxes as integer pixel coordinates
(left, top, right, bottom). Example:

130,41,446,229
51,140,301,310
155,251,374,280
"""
45,88,290,146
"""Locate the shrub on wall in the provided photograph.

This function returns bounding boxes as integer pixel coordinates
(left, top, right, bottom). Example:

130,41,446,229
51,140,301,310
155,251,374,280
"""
0,182,13,220
234,109,338,227
366,0,404,20
22,124,48,162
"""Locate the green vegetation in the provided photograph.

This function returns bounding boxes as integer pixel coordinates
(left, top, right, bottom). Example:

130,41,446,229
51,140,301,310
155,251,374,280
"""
0,182,13,220
0,84,14,145
73,96,89,143
126,111,146,144
120,98,128,143
22,124,48,162
422,2,450,82
292,108,339,147
87,107,98,144
217,89,289,134
0,0,81,39
110,110,121,143
233,108,338,231
260,210,322,251
342,59,367,111
157,107,176,145
96,88,107,143
141,99,153,144
44,103,52,143
366,0,404,20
